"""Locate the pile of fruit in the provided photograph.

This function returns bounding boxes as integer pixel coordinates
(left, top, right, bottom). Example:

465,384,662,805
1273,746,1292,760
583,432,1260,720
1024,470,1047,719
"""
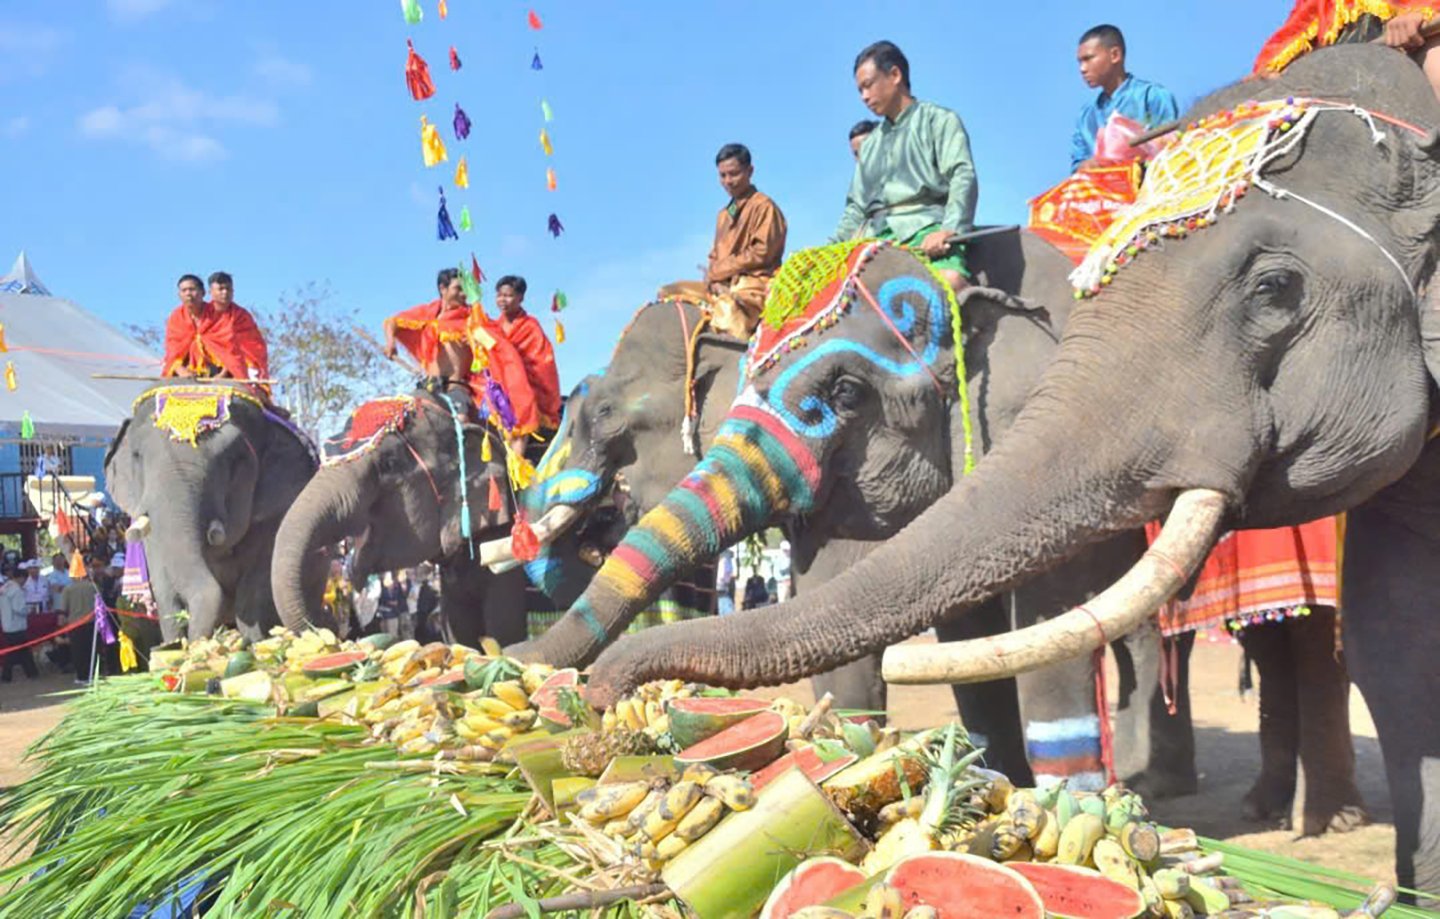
145,629,1396,919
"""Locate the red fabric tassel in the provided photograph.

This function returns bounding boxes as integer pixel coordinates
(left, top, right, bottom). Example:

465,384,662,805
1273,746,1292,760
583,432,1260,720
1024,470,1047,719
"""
405,40,436,101
488,477,503,512
511,514,540,562
527,9,543,29
449,46,461,71
471,254,485,285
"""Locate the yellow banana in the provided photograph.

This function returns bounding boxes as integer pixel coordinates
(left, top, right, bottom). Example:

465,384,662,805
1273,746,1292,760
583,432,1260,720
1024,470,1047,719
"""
602,817,630,837
468,697,518,719
500,708,537,731
1056,813,1105,866
490,681,530,711
1006,789,1045,841
618,699,645,731
656,834,690,860
1152,868,1191,900
520,663,553,695
674,795,726,841
625,787,668,834
578,780,651,823
863,883,906,919
657,781,704,821
878,796,926,826
704,774,756,811
1091,839,1138,888
680,762,719,786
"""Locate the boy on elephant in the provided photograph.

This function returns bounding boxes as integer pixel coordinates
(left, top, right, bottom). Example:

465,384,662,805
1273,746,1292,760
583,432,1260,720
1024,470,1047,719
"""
1254,1,1440,100
162,274,250,380
493,276,562,433
833,40,977,293
1071,24,1178,171
207,271,269,381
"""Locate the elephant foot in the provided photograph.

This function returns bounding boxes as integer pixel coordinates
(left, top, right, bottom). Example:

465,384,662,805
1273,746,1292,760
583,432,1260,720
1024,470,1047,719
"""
1124,769,1198,801
1241,771,1296,824
1299,802,1369,837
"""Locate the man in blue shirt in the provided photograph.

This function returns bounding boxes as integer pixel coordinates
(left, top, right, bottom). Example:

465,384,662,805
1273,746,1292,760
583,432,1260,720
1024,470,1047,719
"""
1071,24,1179,171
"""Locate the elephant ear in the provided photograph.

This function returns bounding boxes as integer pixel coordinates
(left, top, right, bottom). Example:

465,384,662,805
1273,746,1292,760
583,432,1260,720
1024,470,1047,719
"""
691,332,747,435
1419,283,1440,390
103,419,142,513
248,408,319,524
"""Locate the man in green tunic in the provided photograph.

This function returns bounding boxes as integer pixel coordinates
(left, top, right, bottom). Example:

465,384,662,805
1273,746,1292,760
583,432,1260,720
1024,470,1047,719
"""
834,40,978,292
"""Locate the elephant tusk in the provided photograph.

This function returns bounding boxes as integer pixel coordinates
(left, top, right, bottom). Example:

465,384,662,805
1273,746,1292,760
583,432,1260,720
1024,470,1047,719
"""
478,504,581,570
882,488,1228,685
126,514,152,542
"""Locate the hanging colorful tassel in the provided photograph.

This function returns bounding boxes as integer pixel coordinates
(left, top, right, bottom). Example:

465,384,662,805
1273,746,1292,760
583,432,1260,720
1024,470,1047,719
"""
459,260,483,303
550,290,567,312
488,476,503,512
20,411,33,440
531,50,543,71
438,0,448,19
4,361,16,392
546,167,557,191
511,513,540,562
118,631,138,673
541,99,553,122
405,40,436,101
481,429,493,462
437,187,459,241
449,46,462,70
68,549,86,578
458,205,472,231
421,115,447,166
455,156,469,188
401,0,423,25
453,103,472,141
0,323,9,353
527,9,543,29
547,213,564,237
471,254,486,285
54,509,71,538
539,128,553,156
554,318,565,343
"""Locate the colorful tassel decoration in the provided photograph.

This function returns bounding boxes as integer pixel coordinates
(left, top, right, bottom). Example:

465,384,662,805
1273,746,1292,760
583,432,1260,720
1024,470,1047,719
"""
437,187,459,241
531,50,543,71
4,361,15,392
118,631,138,673
511,514,540,562
546,167,557,191
458,205,472,232
541,99,553,121
449,46,462,70
488,476,503,512
459,260,483,303
0,322,9,352
539,128,553,156
421,115,447,166
547,213,564,237
453,103,472,141
20,411,33,440
455,156,469,188
405,40,436,101
550,290,567,312
481,430,493,462
68,549,86,578
401,0,423,25
471,254,486,285
438,0,448,19
527,9,543,29
554,319,565,343
506,449,536,491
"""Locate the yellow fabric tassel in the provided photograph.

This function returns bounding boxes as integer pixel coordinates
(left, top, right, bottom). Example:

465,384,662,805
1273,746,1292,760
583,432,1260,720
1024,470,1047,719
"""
554,318,565,343
455,156,469,188
119,631,138,673
0,322,9,353
481,432,493,463
539,129,553,156
506,448,536,490
69,550,86,578
421,116,447,167
546,167,557,191
4,361,14,392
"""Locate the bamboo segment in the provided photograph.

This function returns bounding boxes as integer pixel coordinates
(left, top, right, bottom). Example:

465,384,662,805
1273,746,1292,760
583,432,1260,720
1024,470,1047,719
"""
513,730,585,817
662,767,869,919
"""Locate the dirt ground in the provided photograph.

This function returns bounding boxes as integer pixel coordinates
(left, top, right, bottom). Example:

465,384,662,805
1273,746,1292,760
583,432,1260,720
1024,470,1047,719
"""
0,636,1395,882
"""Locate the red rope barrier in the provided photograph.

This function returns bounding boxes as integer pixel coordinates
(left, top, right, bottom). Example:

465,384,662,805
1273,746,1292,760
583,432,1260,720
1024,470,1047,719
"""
2,613,95,656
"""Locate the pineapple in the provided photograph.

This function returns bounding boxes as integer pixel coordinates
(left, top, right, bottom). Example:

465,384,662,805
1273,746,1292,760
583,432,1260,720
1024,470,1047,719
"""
560,729,658,777
862,724,987,874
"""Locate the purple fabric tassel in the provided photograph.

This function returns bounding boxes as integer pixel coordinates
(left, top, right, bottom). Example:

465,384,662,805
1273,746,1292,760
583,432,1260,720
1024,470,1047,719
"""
453,103,471,141
122,539,151,602
547,213,564,237
531,49,543,70
483,371,519,431
437,187,459,241
94,592,116,646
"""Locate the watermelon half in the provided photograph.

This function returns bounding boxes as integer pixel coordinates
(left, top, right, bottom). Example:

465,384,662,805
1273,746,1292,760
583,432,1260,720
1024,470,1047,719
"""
529,668,581,730
1007,863,1146,919
884,852,1045,919
301,650,368,678
759,856,867,919
666,696,772,748
674,710,788,773
752,746,859,793
418,668,468,692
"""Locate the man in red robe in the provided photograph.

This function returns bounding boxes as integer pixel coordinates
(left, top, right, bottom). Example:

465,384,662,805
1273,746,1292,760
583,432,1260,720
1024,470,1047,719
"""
162,274,249,379
208,271,269,380
494,276,562,432
1254,2,1440,99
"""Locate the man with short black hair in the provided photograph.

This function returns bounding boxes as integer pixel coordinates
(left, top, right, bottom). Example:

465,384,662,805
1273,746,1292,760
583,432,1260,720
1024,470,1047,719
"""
834,40,977,292
701,142,788,338
494,275,562,436
1071,24,1179,171
849,120,878,161
163,274,250,378
207,271,270,381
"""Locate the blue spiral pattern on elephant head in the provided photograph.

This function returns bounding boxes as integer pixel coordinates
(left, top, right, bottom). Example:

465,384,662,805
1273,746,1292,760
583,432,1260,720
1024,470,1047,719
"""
763,276,949,438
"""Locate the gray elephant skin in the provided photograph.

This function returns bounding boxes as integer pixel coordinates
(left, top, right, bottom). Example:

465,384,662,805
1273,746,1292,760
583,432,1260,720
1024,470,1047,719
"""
105,381,322,640
271,381,527,646
578,47,1440,898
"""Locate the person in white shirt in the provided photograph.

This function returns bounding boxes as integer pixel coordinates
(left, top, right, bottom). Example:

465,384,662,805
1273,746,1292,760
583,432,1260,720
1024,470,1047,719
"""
22,561,48,613
0,567,37,681
44,553,70,610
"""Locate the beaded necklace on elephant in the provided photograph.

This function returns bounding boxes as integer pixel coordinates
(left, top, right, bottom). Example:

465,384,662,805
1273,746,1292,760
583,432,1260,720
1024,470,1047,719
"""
1072,96,1429,299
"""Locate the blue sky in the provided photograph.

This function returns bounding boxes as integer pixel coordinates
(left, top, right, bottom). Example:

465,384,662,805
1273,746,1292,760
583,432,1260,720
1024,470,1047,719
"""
3,1,1280,396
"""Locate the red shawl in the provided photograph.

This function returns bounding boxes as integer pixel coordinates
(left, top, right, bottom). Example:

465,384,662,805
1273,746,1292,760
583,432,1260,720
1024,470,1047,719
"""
162,303,248,379
390,299,470,371
1254,0,1440,73
499,309,562,428
218,304,269,379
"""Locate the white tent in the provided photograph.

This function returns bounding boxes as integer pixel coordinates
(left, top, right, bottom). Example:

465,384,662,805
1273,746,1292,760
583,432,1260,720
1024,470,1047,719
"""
0,250,52,296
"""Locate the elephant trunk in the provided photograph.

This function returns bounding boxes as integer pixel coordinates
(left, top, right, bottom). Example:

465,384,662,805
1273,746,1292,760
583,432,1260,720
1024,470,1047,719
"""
272,466,370,631
510,403,820,667
206,519,227,547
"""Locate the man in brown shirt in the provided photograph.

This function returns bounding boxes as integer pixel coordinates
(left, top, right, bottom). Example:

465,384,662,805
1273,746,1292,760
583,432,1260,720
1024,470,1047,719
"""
703,143,787,338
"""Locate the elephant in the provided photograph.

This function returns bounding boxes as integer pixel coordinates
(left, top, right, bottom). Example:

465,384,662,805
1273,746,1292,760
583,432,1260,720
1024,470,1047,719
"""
104,380,321,640
578,46,1440,897
271,380,528,646
502,235,1195,792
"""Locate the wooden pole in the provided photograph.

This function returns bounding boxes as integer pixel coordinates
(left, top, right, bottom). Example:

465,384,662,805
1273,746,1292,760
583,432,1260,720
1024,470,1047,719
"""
90,374,280,385
482,883,669,919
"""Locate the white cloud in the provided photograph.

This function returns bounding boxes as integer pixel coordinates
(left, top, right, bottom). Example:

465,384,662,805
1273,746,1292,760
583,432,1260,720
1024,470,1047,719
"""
106,0,178,21
77,71,279,162
2,116,29,139
0,22,66,81
253,52,312,88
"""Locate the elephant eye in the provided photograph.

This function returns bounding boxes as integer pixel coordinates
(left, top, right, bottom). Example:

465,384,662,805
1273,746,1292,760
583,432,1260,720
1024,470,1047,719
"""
1253,269,1297,299
830,377,866,413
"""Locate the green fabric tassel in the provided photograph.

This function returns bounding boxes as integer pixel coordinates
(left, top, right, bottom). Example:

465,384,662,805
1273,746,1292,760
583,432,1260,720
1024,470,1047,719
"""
401,0,422,24
458,205,472,232
20,411,34,440
459,262,483,304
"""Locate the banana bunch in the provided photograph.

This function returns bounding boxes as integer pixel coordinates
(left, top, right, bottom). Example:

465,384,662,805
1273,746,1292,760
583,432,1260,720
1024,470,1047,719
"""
280,629,341,673
454,680,538,751
365,689,464,756
599,680,695,738
573,764,755,877
771,696,846,741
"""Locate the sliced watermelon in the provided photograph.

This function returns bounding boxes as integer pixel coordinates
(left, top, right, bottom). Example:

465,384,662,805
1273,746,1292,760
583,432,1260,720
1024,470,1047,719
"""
666,695,772,748
674,710,788,773
1007,864,1146,919
759,856,867,919
418,667,468,692
752,746,859,793
884,852,1045,919
300,649,368,678
529,667,581,730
